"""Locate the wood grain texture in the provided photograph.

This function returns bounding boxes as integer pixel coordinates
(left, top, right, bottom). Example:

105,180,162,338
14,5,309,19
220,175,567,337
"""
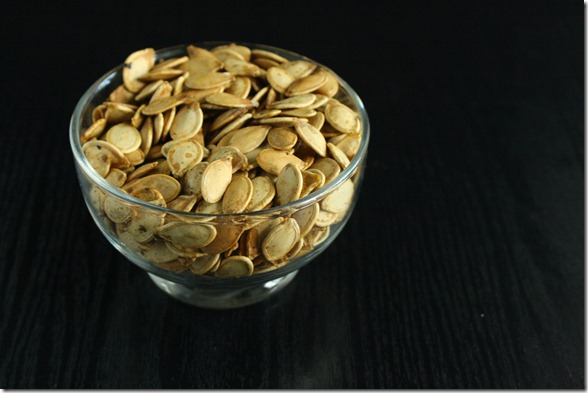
0,1,583,389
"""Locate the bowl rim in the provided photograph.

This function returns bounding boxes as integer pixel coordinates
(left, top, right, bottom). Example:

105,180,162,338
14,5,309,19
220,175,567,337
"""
70,41,370,219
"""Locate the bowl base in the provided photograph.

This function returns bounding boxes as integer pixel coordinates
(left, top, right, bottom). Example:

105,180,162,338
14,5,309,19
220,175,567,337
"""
148,270,299,309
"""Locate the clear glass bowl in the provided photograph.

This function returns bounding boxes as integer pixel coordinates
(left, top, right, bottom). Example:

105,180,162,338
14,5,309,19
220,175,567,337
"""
69,42,370,309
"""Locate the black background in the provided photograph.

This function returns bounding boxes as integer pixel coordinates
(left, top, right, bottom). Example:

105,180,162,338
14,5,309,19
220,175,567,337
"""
0,0,584,389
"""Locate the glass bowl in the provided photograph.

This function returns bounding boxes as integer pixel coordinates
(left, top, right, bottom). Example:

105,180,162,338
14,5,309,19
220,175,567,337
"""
70,42,370,309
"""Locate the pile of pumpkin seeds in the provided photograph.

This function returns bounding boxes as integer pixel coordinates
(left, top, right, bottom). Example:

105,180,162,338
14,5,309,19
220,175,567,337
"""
81,43,363,278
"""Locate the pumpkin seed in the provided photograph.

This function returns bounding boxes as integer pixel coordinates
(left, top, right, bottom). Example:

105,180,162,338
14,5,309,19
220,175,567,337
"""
256,148,305,176
227,125,270,154
327,142,351,169
267,127,298,150
325,100,359,134
182,161,208,197
286,72,327,96
201,157,233,203
189,253,221,275
105,123,142,154
309,157,341,184
123,48,155,93
321,179,354,213
156,222,217,248
123,174,181,202
294,120,327,157
279,60,317,79
206,92,255,108
222,174,253,214
246,176,276,212
266,67,295,94
275,163,303,205
262,218,301,262
169,103,203,140
185,71,234,89
215,255,254,278
201,224,245,254
291,202,319,237
269,94,316,109
167,140,203,178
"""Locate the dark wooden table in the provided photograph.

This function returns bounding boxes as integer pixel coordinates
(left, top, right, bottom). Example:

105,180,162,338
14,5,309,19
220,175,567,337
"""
0,1,583,389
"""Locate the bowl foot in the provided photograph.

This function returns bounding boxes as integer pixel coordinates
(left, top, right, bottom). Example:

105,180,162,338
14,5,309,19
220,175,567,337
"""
147,270,299,309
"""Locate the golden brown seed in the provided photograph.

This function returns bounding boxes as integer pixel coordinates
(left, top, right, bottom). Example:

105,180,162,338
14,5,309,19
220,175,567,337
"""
151,56,189,71
251,49,288,63
105,123,142,154
327,142,351,169
209,113,253,145
286,72,327,96
140,68,184,82
142,95,186,115
309,157,341,185
206,146,247,173
167,194,199,213
321,179,354,213
225,76,252,99
108,84,135,104
269,94,316,109
179,57,222,79
123,48,155,93
81,118,107,143
189,253,221,275
215,255,254,278
262,218,301,262
167,140,203,178
334,133,361,159
201,157,233,203
227,125,270,154
307,111,325,130
308,94,330,109
195,200,223,215
300,169,325,196
222,174,254,214
281,108,317,118
291,202,319,237
325,100,359,134
104,102,136,124
170,103,203,140
279,60,317,79
256,148,305,176
267,127,298,150
212,43,251,61
184,71,235,90
275,163,303,206
201,224,246,254
105,168,127,188
123,174,181,202
315,209,339,227
156,222,217,249
205,92,255,108
294,120,327,157
149,81,173,103
252,108,281,119
182,161,208,197
104,195,134,223
257,116,308,126
124,147,145,166
139,239,178,264
266,67,295,94
127,161,158,182
223,57,262,77
253,57,281,70
315,69,339,97
246,176,276,212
